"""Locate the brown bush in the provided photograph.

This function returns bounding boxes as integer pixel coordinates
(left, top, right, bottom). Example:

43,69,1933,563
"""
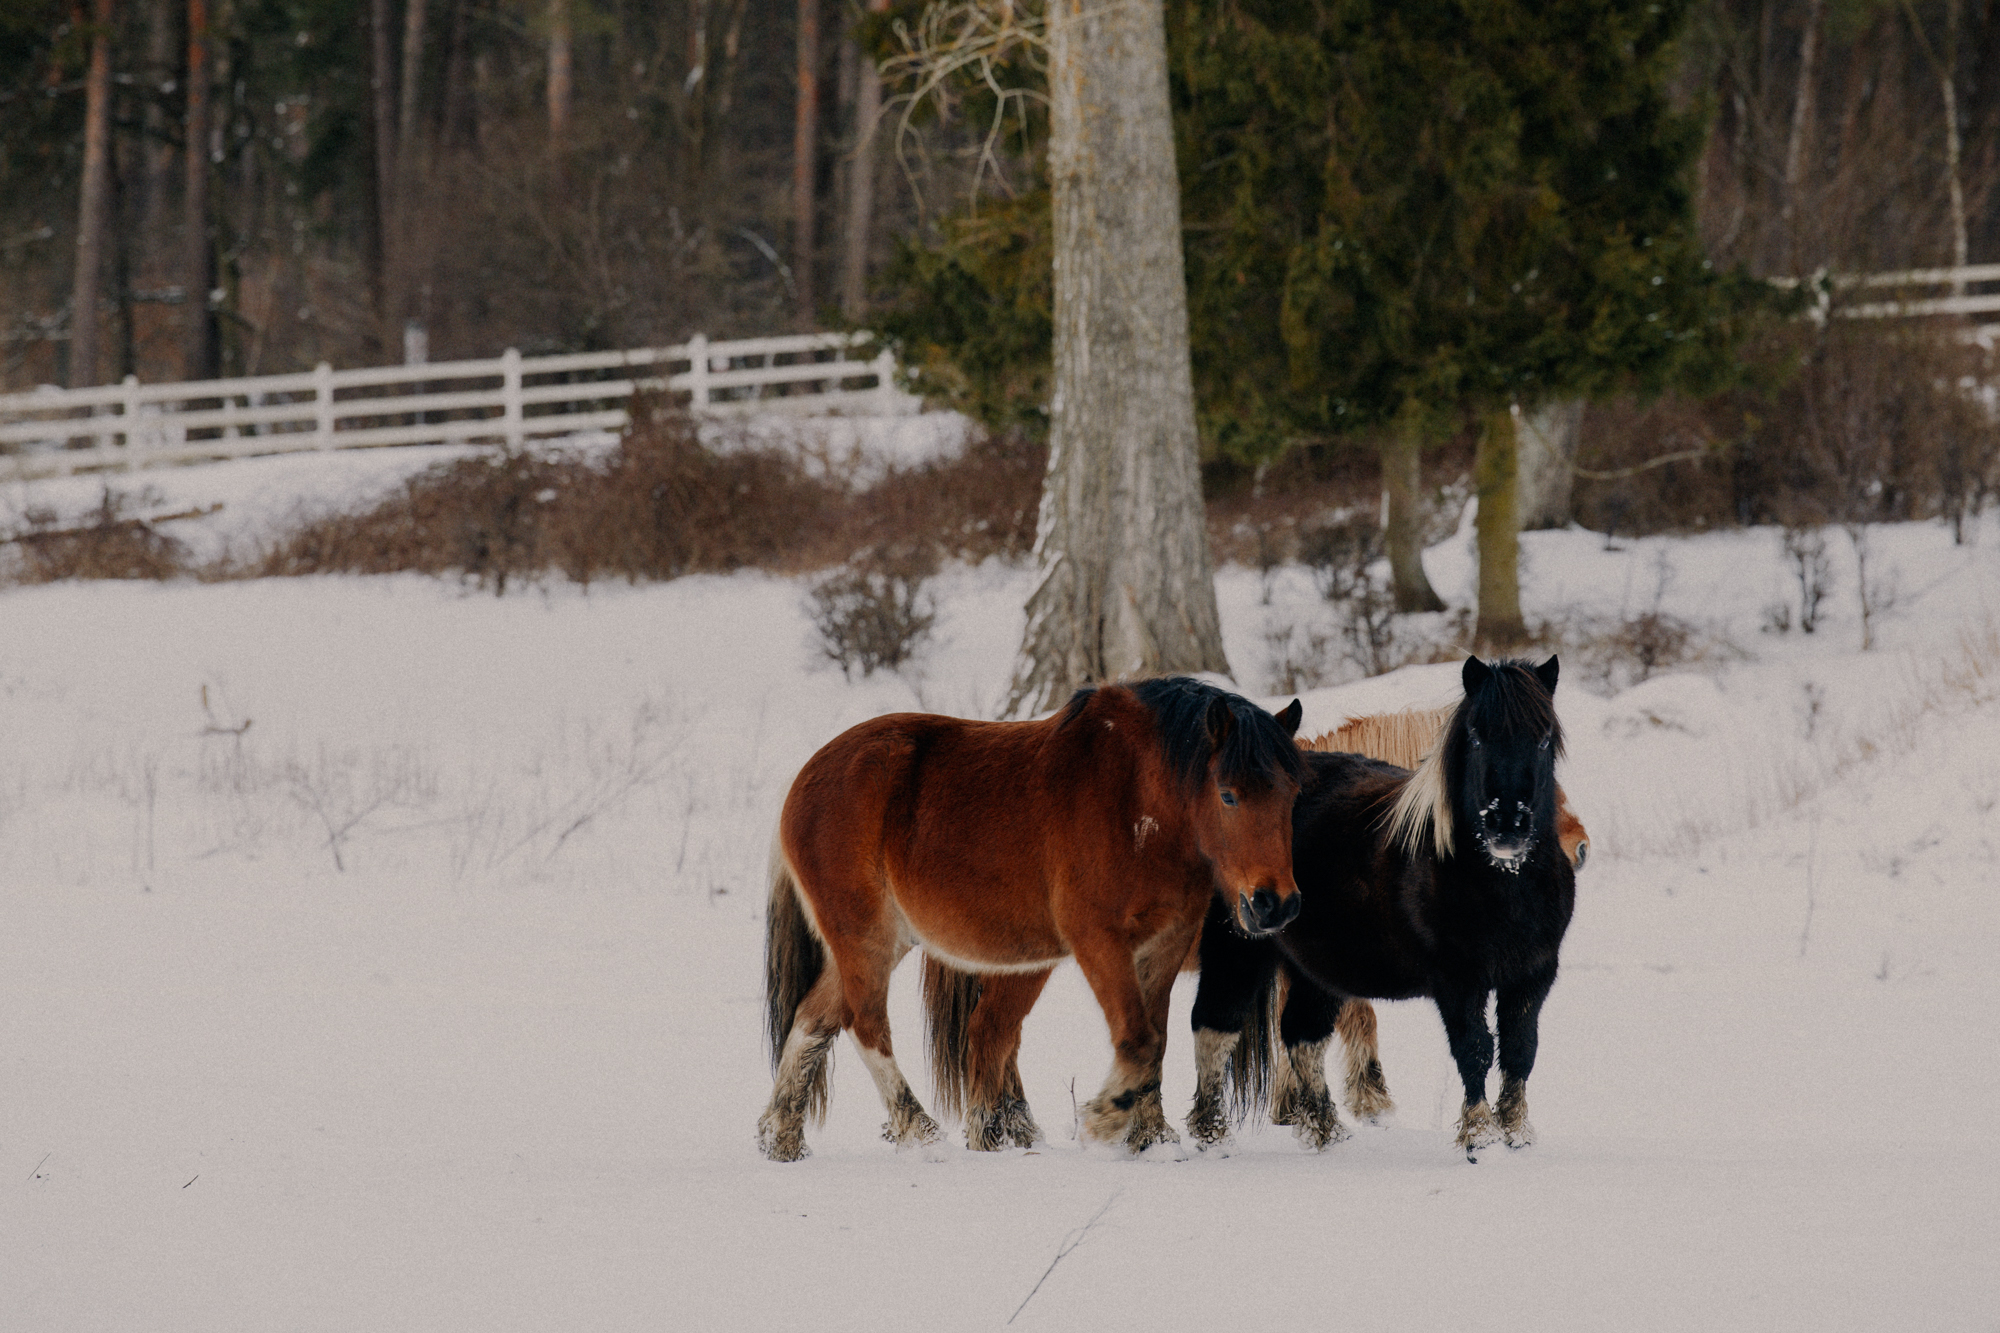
4,488,192,584
248,403,1047,591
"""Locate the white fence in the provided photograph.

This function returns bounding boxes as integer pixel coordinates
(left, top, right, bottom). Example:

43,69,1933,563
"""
1777,263,2000,322
0,332,914,482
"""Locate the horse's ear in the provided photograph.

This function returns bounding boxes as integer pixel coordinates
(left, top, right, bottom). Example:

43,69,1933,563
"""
1276,699,1304,737
1536,654,1560,694
1205,696,1235,747
1462,655,1492,692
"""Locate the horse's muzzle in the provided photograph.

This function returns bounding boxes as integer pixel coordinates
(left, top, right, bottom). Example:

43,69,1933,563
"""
1237,885,1300,936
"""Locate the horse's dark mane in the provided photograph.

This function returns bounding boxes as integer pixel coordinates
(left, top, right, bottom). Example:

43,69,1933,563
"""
1060,677,1305,793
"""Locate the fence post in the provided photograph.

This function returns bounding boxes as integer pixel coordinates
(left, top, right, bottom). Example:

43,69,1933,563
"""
871,347,898,414
687,334,709,410
314,362,335,447
503,347,524,448
120,374,140,450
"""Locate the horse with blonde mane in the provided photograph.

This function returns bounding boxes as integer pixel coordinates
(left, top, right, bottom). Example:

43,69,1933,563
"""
1188,656,1578,1158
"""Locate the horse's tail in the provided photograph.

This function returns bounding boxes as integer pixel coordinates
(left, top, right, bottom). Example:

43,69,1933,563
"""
764,843,828,1100
921,955,982,1120
1224,964,1285,1120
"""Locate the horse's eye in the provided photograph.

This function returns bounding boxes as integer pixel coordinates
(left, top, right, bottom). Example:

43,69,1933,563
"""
1220,789,1239,808
1539,733,1552,750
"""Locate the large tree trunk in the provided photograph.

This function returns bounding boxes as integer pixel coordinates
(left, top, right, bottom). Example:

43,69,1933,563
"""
182,0,216,378
141,0,178,263
1381,400,1446,612
1006,0,1229,716
1517,398,1583,530
838,0,887,318
70,0,115,388
1474,406,1526,649
792,0,820,324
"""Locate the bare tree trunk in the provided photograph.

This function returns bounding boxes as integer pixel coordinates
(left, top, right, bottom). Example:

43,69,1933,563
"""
547,0,571,155
839,0,888,318
70,0,115,388
368,0,397,341
142,0,178,262
792,0,820,324
182,0,216,380
1782,0,1826,268
1381,399,1445,612
399,0,428,165
1006,0,1229,715
1474,405,1526,649
1517,398,1584,530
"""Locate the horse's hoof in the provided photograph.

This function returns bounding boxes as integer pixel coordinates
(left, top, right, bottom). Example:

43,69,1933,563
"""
1503,1118,1537,1149
883,1111,942,1149
1292,1112,1352,1152
1455,1101,1501,1151
757,1118,809,1163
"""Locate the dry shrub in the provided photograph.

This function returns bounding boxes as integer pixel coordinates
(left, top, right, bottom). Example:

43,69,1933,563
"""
1576,321,2000,539
807,543,940,678
4,487,191,584
250,404,1045,591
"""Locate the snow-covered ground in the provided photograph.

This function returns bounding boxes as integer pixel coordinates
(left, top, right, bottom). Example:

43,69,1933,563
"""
4,443,1998,1329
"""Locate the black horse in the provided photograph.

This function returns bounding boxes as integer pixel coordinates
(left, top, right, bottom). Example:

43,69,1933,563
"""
1187,655,1576,1158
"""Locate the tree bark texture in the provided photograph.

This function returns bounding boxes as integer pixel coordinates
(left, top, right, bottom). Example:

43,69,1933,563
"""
1381,402,1446,613
1006,0,1229,716
1474,406,1526,649
183,0,216,379
792,0,820,323
70,0,116,388
1517,399,1583,530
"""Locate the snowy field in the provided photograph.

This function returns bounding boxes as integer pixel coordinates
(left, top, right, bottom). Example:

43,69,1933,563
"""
4,442,1999,1330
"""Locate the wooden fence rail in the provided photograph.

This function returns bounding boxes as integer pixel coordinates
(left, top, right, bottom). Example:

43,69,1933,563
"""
0,331,914,482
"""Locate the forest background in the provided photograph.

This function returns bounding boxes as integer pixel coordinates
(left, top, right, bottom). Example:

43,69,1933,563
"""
7,0,2000,544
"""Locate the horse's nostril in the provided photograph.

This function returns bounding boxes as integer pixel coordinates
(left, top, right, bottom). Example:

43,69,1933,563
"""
1272,891,1300,928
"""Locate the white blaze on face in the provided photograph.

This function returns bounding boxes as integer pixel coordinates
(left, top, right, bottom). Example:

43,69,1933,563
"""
1134,815,1160,851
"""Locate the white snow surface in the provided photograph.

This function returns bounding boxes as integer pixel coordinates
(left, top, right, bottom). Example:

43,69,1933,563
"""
4,446,1999,1330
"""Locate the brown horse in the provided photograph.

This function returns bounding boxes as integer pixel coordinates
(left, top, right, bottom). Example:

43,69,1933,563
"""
1221,707,1591,1143
758,677,1306,1161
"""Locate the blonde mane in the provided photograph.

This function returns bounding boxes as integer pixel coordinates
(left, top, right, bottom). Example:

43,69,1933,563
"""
1304,705,1456,861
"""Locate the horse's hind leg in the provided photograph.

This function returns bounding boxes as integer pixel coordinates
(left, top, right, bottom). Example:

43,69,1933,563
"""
834,934,941,1150
963,968,1052,1150
1270,972,1348,1150
758,963,845,1162
1493,962,1558,1148
1335,998,1394,1122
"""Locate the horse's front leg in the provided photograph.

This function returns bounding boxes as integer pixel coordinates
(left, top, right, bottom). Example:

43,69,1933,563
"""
1072,928,1183,1153
1432,977,1499,1155
1493,962,1558,1148
1187,897,1279,1148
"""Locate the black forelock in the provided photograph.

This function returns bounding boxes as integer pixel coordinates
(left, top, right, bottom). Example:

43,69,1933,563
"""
1454,658,1565,757
1127,676,1308,792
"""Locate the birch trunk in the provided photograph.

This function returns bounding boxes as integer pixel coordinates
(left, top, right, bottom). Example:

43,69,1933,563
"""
1517,398,1583,530
838,0,888,318
1382,400,1445,612
70,0,115,388
1474,406,1526,649
1006,0,1228,715
1781,0,1825,267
